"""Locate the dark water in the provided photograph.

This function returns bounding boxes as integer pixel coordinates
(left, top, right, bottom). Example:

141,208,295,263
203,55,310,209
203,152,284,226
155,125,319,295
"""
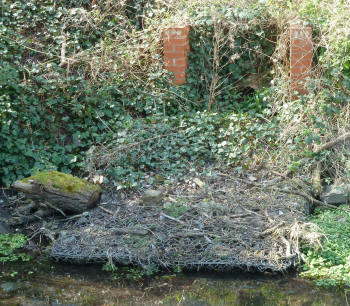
0,261,349,305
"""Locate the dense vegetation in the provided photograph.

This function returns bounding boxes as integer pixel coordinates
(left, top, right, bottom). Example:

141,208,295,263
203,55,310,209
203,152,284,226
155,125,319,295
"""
0,0,278,186
2,0,349,187
301,206,350,287
1,0,350,287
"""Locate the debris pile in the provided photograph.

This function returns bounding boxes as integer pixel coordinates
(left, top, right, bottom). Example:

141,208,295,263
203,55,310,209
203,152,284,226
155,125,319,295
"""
49,170,317,272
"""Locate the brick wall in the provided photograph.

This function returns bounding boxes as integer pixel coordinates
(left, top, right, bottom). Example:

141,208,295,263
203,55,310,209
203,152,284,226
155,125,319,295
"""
162,25,312,93
290,26,313,100
162,26,190,85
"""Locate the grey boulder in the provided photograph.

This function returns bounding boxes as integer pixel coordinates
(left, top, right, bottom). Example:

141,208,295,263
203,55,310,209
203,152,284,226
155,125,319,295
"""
321,183,350,205
142,189,164,206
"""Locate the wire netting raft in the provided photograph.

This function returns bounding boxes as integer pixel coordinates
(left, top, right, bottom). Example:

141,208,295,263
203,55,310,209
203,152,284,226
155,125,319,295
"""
50,170,314,272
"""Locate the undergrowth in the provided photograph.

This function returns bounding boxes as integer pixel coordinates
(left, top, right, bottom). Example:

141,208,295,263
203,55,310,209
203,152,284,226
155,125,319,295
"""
88,109,278,188
0,0,277,186
0,0,350,190
0,234,30,263
1,0,350,289
300,206,350,288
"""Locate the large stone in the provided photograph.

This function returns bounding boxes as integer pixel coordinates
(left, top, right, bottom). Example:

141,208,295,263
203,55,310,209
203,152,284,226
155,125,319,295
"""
141,189,163,206
321,183,350,205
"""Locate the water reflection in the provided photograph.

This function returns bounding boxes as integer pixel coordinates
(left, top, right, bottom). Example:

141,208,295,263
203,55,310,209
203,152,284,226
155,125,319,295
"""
0,262,348,305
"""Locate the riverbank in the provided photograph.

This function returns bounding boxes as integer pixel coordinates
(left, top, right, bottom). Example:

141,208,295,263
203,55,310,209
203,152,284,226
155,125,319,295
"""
2,167,350,293
2,168,317,273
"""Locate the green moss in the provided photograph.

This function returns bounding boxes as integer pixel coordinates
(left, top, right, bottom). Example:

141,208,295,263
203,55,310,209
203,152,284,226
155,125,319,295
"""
22,171,102,194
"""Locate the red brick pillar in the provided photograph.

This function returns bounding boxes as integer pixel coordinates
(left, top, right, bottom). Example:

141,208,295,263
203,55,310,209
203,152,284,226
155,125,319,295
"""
162,26,190,85
290,26,312,100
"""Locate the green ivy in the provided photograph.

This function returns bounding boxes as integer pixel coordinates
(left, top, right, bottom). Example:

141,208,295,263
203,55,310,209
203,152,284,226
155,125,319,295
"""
0,0,276,186
176,6,275,112
98,110,278,188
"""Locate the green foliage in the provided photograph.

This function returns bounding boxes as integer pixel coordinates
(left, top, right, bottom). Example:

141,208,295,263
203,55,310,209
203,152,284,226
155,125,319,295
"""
2,0,350,188
0,0,276,186
0,61,118,185
165,201,189,218
0,0,158,185
0,234,30,263
274,0,350,177
94,111,278,188
102,262,155,282
300,206,350,287
182,6,274,111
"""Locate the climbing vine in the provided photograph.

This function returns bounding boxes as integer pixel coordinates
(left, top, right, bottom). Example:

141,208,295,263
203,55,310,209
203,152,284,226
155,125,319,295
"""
0,0,276,186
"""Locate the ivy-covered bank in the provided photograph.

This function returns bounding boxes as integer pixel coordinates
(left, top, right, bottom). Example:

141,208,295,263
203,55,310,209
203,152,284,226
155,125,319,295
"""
0,0,276,186
2,0,350,186
1,0,350,288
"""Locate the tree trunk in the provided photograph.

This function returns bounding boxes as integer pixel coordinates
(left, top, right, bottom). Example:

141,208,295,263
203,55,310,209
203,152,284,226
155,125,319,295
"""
13,179,101,213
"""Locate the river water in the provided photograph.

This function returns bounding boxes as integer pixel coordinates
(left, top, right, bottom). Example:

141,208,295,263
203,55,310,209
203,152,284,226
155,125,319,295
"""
0,260,349,305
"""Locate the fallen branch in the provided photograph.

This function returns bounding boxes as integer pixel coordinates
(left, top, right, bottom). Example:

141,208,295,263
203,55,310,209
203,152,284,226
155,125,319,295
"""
218,172,344,211
99,206,114,215
314,131,350,154
278,188,342,210
271,170,310,188
100,133,174,167
59,213,85,222
113,228,149,236
160,212,184,224
204,236,213,243
41,201,66,217
280,236,291,257
229,213,252,218
311,162,322,198
258,222,286,237
172,232,220,239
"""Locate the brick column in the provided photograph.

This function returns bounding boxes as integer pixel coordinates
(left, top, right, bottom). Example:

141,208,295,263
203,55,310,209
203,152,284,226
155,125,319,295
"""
162,26,190,85
290,26,312,100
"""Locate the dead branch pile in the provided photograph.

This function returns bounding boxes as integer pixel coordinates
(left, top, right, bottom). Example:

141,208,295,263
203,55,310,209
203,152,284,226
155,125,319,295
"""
50,170,320,272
